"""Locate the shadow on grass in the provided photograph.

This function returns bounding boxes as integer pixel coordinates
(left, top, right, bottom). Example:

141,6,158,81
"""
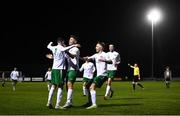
110,97,144,100
74,103,142,109
99,103,142,107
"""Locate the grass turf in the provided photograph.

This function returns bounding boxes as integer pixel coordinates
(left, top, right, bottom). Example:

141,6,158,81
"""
0,81,180,115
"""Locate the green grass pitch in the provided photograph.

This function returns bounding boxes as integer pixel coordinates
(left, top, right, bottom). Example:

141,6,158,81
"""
0,81,180,115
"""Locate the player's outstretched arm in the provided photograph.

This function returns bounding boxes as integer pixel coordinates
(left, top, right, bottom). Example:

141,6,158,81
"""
65,44,80,58
61,44,81,52
74,44,81,48
128,63,134,68
128,63,131,67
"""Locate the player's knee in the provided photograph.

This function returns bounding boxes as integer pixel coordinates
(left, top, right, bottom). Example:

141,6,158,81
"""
51,85,56,90
107,80,112,85
67,81,72,86
68,83,73,89
90,83,95,90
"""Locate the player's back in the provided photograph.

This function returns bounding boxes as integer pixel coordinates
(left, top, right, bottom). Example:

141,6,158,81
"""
52,45,66,69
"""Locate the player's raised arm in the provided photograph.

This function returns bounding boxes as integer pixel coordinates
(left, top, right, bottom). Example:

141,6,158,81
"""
47,42,53,50
128,63,134,68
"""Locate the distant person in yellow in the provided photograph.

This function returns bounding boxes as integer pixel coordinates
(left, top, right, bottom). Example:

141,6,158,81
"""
128,63,144,91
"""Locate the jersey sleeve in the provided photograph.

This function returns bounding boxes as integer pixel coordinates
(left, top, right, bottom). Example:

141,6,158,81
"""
69,47,79,56
88,54,96,60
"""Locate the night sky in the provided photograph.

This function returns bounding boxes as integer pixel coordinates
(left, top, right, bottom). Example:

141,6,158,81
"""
1,0,180,78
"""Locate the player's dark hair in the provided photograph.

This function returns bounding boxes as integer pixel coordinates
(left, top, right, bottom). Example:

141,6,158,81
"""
166,66,170,69
97,41,105,50
70,35,78,41
57,37,64,44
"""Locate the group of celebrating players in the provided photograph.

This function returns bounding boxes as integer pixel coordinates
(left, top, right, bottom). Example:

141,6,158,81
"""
0,34,171,110
45,34,172,110
45,35,121,109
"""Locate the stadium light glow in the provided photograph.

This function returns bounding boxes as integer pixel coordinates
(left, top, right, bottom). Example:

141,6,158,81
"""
147,8,162,78
147,9,162,23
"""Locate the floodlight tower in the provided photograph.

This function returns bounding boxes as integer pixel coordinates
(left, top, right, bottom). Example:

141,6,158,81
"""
147,8,162,78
